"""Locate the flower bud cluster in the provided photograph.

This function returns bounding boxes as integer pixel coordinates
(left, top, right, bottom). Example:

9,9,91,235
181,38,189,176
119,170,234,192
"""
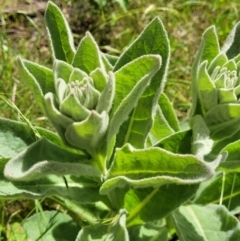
45,61,115,157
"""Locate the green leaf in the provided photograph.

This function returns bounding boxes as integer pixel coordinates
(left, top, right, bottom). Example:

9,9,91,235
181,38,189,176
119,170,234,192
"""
20,58,54,95
114,17,169,72
124,184,198,226
0,164,101,203
96,72,115,113
18,58,54,113
101,53,114,72
197,61,218,112
44,92,74,144
173,204,240,241
159,93,180,132
45,1,75,62
193,172,240,214
192,26,220,78
103,53,118,66
147,104,175,147
72,32,104,74
6,222,27,241
112,55,161,114
218,88,237,104
0,117,82,160
23,210,79,241
107,55,161,150
76,223,107,241
205,104,240,126
147,93,180,147
147,92,180,147
191,26,219,117
70,68,88,82
204,103,240,140
4,137,100,181
207,52,228,75
36,126,68,150
90,68,108,93
105,209,129,241
223,58,237,71
100,144,214,194
222,21,240,59
113,17,170,148
212,128,240,154
76,209,129,241
191,115,213,160
217,140,240,173
54,59,74,83
0,118,40,159
218,161,240,173
157,130,192,154
60,196,100,224
191,115,227,170
128,222,168,241
65,111,109,158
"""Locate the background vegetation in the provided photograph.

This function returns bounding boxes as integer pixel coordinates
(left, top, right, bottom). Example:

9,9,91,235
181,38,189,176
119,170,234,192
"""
0,0,239,239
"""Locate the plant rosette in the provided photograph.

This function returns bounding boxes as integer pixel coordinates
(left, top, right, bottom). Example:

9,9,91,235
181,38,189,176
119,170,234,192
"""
191,22,240,141
1,1,240,241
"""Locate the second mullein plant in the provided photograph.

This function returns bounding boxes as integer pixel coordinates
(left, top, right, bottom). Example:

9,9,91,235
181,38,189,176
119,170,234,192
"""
1,1,240,240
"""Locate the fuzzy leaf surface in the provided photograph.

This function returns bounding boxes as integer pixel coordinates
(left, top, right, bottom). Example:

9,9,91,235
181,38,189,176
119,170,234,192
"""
0,117,82,160
23,210,79,241
0,118,37,159
204,103,240,140
19,58,53,113
157,130,192,154
107,55,161,150
104,53,118,66
147,104,174,147
197,61,218,112
158,93,180,131
72,32,104,74
112,55,161,114
54,60,74,83
147,92,180,147
191,26,219,116
100,144,214,194
191,115,214,160
20,59,54,95
124,184,198,226
45,1,75,62
113,17,170,148
173,204,240,241
193,172,240,214
4,137,99,181
76,209,129,241
218,140,240,173
128,223,168,241
222,21,240,59
0,165,101,203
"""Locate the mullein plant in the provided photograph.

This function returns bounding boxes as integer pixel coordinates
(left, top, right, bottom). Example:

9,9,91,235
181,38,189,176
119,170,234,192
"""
191,23,240,141
1,1,240,240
